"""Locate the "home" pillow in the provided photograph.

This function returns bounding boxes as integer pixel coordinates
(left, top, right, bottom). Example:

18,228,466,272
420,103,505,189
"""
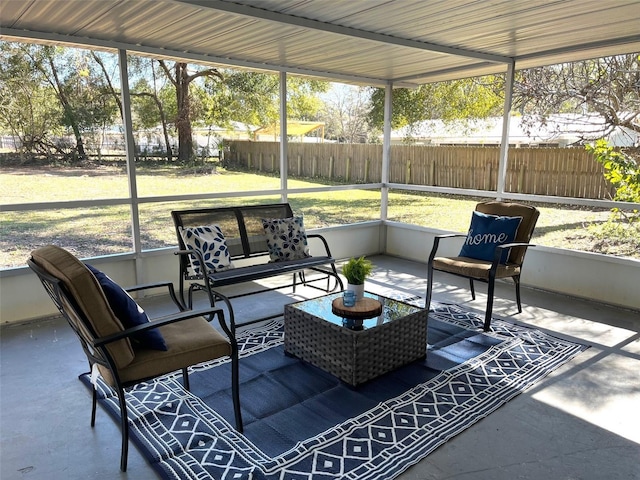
459,211,522,263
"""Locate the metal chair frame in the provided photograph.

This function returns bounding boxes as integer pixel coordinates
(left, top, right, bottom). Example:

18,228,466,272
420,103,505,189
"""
28,254,242,472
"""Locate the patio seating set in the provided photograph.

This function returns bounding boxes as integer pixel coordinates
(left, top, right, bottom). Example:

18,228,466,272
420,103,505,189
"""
27,200,539,471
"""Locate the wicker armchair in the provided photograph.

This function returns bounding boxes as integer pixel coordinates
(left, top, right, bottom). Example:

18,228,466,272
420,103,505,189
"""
27,245,242,472
426,201,540,331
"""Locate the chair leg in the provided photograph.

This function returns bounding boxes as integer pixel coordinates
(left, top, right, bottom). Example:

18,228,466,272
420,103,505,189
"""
514,275,522,313
469,278,476,300
91,384,98,427
230,345,243,433
116,386,129,472
425,262,434,312
484,276,496,332
182,367,190,391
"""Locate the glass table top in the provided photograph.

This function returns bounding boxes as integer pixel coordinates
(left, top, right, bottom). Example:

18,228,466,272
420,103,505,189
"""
288,291,423,331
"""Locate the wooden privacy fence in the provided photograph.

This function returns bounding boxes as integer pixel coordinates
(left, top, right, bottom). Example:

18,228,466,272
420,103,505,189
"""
225,141,615,199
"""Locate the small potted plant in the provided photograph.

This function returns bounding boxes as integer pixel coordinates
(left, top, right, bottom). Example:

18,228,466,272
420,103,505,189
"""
342,256,374,301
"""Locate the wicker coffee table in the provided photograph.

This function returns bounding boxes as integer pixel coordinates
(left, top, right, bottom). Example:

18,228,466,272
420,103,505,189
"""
284,292,427,386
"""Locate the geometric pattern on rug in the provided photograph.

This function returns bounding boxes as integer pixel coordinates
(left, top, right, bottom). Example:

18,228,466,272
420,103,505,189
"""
84,301,588,480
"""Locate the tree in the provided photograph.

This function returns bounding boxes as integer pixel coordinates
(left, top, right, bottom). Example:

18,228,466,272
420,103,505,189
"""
0,43,64,156
320,85,373,143
0,42,120,161
368,76,504,134
157,61,223,162
202,70,278,130
202,70,329,135
127,58,176,161
513,54,640,143
587,140,640,203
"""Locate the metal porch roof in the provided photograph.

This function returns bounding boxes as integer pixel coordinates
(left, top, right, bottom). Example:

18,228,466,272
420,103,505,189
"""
1,0,639,86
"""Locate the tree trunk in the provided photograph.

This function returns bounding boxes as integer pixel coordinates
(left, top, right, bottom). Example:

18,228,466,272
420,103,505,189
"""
46,53,86,160
175,63,193,162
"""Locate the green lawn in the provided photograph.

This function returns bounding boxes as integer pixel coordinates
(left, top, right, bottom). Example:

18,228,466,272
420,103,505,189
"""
1,164,637,268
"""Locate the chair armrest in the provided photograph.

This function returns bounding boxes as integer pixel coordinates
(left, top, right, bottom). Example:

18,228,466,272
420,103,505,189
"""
307,233,334,257
93,306,228,347
428,233,467,263
496,241,536,250
436,233,468,239
489,242,537,272
174,249,210,280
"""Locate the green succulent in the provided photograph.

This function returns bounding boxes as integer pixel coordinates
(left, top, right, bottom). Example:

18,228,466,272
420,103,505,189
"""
341,256,374,285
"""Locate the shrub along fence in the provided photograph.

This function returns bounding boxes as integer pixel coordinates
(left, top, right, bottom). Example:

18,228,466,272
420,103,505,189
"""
225,141,614,199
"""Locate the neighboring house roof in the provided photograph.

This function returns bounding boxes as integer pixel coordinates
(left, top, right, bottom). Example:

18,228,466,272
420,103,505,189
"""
388,114,640,147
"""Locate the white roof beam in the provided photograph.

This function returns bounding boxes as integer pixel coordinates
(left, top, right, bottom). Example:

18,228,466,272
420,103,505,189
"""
1,28,405,87
175,0,512,64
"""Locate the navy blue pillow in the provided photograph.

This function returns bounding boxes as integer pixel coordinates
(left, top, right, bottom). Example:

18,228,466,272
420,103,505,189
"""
459,211,522,263
86,264,167,351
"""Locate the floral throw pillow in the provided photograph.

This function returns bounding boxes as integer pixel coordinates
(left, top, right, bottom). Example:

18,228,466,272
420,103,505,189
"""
261,216,310,262
179,225,233,276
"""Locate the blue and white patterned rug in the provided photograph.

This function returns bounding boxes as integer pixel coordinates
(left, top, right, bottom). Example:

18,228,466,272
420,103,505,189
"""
84,301,588,480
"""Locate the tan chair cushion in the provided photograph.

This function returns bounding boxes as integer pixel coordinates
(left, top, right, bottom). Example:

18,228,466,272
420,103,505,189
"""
31,245,135,369
433,256,521,280
99,316,231,386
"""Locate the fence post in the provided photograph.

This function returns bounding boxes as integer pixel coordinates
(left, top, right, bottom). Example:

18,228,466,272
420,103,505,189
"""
297,154,302,176
329,156,334,179
247,152,252,170
346,157,351,182
405,160,411,184
484,163,492,190
430,161,435,185
271,154,276,172
259,152,263,172
518,164,526,192
364,158,370,183
312,155,317,177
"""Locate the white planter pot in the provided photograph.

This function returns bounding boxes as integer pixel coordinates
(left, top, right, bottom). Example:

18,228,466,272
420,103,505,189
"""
347,282,365,301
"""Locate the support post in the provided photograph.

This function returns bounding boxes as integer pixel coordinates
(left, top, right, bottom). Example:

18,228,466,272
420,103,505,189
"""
279,72,288,203
118,49,143,284
497,60,515,199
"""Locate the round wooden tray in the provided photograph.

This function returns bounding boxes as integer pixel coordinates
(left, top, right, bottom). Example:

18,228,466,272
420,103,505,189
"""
332,297,383,319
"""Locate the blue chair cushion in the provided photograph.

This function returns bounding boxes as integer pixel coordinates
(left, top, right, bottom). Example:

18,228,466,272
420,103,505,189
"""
459,211,522,263
86,264,167,351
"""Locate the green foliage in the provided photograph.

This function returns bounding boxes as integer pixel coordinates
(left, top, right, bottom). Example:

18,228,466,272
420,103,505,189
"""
203,71,329,129
0,44,64,154
368,76,503,130
586,139,640,237
341,256,374,285
587,140,640,203
0,42,121,159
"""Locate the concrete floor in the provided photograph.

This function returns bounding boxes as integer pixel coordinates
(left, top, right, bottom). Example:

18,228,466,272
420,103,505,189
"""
1,255,639,480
